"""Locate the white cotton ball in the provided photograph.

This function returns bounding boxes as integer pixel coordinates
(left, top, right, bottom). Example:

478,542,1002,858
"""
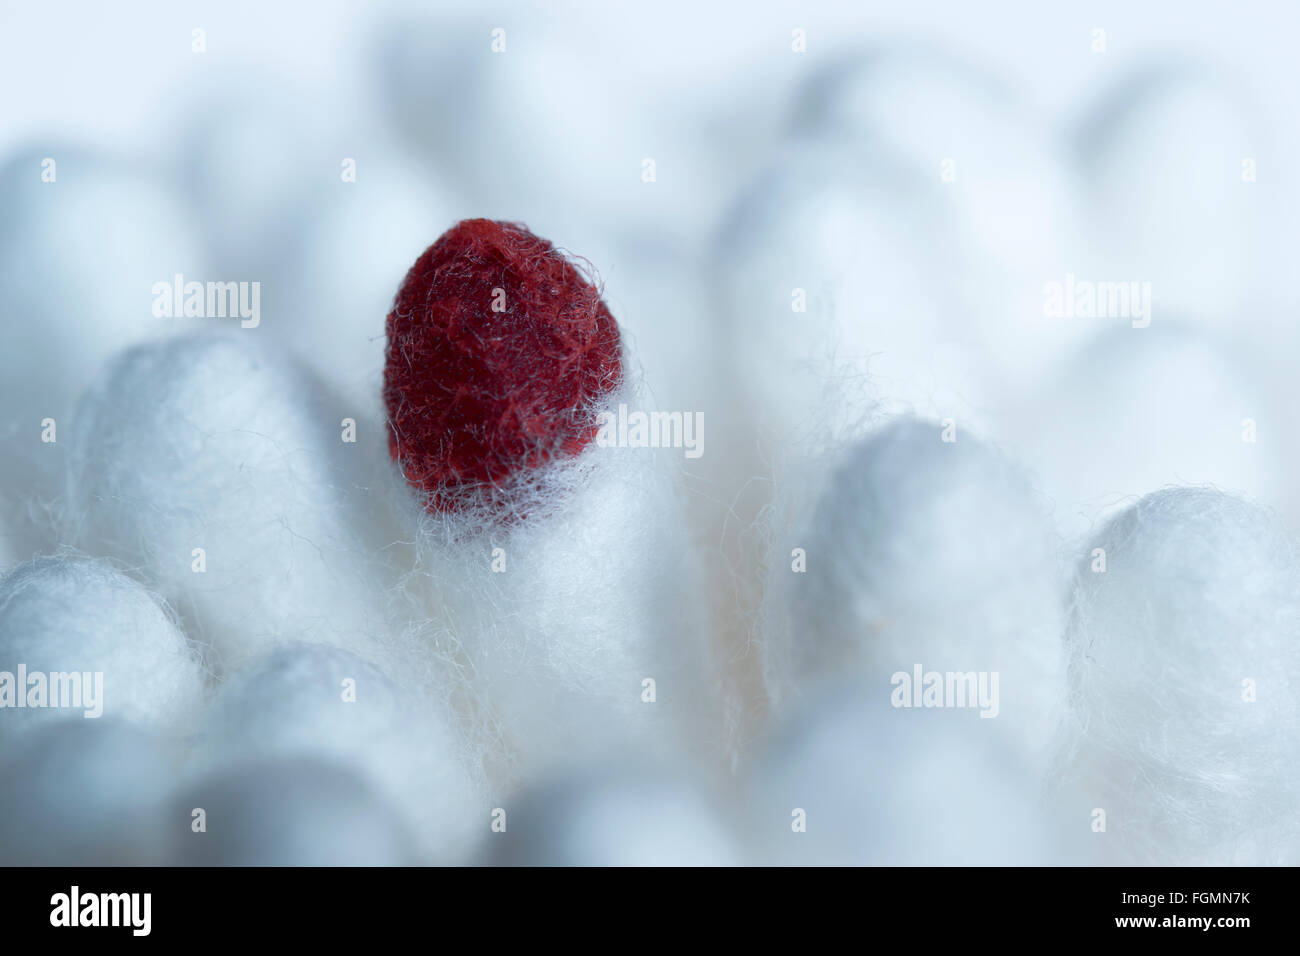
0,558,206,737
192,643,480,862
169,756,416,866
0,146,208,557
712,47,1078,743
1076,63,1265,329
1060,487,1300,865
598,241,750,756
747,691,1063,865
712,156,991,744
66,332,385,672
0,719,174,864
1013,322,1280,539
272,140,462,406
762,417,1066,760
403,405,716,782
486,767,739,866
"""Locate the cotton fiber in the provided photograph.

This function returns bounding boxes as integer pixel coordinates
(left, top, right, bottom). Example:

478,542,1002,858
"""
0,557,206,737
0,145,208,559
762,417,1066,760
710,146,968,728
65,332,387,673
1060,487,1300,864
190,643,480,862
401,425,714,782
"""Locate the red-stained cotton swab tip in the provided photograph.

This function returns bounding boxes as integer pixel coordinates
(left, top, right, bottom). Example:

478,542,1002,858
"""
384,219,624,513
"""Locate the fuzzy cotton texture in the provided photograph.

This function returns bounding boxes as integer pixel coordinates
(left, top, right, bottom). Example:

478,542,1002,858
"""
399,396,716,784
65,332,388,673
190,643,481,862
0,147,209,563
0,557,207,737
1060,487,1300,865
762,417,1066,760
384,219,623,515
